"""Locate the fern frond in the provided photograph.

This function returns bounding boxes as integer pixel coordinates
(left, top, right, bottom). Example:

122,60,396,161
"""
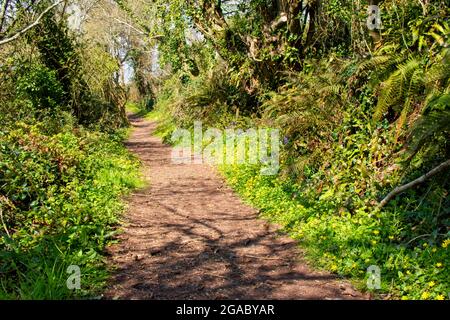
374,58,423,121
407,108,450,160
425,50,450,89
358,55,392,74
423,93,450,114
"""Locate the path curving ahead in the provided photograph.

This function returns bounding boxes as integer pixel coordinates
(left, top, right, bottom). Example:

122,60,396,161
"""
104,114,368,300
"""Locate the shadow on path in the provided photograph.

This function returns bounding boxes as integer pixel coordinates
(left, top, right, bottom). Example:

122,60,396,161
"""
104,114,368,300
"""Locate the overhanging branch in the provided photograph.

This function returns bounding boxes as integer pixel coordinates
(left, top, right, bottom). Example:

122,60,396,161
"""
0,0,63,46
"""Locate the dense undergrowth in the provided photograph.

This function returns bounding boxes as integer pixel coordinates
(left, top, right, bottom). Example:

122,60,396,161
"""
0,122,142,299
220,165,449,300
0,3,142,299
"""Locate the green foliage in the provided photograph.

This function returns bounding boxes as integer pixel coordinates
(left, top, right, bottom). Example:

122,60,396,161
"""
15,63,65,112
262,56,350,180
32,15,81,106
149,64,257,130
0,49,137,297
0,5,142,296
220,164,449,300
373,57,423,122
407,106,450,165
0,122,142,299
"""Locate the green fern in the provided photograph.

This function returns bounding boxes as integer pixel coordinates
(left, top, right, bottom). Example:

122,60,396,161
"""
262,58,348,180
374,57,424,121
407,104,450,162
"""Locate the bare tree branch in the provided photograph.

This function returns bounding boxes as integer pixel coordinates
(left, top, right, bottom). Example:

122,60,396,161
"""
113,17,145,35
378,159,450,208
0,0,63,46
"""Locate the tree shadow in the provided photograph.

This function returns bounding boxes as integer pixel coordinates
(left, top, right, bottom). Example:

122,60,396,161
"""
105,114,361,300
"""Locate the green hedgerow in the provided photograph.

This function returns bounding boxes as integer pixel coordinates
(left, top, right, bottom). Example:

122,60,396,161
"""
0,122,143,299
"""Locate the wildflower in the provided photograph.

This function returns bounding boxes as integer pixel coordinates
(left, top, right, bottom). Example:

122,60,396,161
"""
389,236,394,240
436,295,445,301
428,281,435,287
432,248,437,253
373,230,379,235
442,239,450,248
436,262,443,268
423,243,428,248
371,240,377,245
421,291,430,300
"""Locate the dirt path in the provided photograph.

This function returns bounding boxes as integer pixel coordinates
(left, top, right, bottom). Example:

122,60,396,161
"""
105,114,368,300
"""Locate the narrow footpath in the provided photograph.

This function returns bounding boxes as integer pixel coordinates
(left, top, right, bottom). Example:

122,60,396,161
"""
105,114,367,300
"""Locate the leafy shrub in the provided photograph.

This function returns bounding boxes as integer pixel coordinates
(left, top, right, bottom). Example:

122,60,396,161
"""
15,63,66,112
0,122,142,299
